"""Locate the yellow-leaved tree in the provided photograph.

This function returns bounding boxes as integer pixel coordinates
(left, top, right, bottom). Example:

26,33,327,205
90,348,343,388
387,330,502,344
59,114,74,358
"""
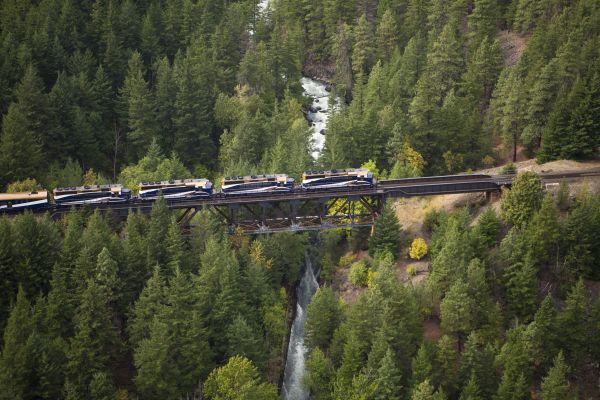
409,237,428,260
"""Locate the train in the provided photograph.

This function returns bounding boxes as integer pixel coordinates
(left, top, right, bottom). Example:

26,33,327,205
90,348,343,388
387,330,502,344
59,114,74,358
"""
0,169,375,213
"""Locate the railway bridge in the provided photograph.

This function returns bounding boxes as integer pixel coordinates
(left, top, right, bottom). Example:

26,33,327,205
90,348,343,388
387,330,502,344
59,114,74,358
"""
44,169,600,234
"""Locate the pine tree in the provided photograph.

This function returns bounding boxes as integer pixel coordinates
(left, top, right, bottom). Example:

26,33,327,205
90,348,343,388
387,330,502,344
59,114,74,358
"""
369,203,401,258
146,197,170,271
500,67,527,162
332,23,354,100
540,351,570,400
304,347,333,400
501,171,543,227
459,332,497,399
226,314,264,368
373,347,403,400
529,295,557,370
468,0,499,47
119,51,155,161
67,278,120,398
0,218,15,331
153,57,177,153
459,372,482,400
376,9,398,63
556,279,588,368
526,193,560,265
435,335,459,396
89,371,116,400
128,265,166,347
0,286,34,398
411,343,434,390
305,287,342,352
410,379,446,400
440,281,474,349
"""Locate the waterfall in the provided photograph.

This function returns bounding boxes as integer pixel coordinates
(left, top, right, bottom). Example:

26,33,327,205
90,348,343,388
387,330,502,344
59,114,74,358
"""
281,257,319,400
301,77,335,160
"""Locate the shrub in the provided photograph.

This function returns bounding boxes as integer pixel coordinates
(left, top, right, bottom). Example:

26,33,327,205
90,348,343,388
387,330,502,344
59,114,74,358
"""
339,253,356,268
349,261,368,286
409,238,428,260
423,209,441,233
6,178,42,192
501,162,517,175
366,269,376,288
407,264,418,276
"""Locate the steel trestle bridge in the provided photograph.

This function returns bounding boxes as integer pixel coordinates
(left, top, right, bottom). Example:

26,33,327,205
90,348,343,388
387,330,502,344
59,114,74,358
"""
11,169,600,234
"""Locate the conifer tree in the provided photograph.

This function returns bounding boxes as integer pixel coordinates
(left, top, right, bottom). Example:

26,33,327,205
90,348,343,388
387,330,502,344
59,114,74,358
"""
435,335,459,396
369,203,401,258
468,0,499,47
440,281,474,349
146,196,170,271
0,218,15,330
352,14,377,78
459,372,482,400
540,351,570,400
304,347,333,400
527,193,560,265
503,257,538,322
501,171,543,228
556,279,588,368
410,379,446,400
226,314,264,369
373,347,403,400
411,343,435,390
376,9,398,63
459,332,497,399
119,51,155,160
332,23,354,100
128,265,166,347
0,286,34,398
67,278,120,398
305,287,342,352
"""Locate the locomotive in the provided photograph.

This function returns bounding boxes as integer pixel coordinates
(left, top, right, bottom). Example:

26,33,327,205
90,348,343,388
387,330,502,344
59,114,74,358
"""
0,168,375,213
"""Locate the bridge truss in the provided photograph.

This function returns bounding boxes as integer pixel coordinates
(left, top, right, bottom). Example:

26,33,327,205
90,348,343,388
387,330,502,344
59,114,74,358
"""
183,193,385,234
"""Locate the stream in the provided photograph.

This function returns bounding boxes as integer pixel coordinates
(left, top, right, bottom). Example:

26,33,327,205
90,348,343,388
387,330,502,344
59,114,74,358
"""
301,77,332,159
281,257,319,400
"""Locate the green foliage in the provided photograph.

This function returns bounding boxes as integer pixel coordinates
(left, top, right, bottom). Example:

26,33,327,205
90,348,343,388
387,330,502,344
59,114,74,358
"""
410,379,446,400
349,261,369,286
501,171,543,227
540,351,570,400
304,348,334,400
369,203,401,258
204,356,278,400
306,287,343,352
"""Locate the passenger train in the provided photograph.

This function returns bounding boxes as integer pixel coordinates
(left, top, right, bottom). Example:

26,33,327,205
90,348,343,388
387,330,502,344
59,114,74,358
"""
0,168,379,212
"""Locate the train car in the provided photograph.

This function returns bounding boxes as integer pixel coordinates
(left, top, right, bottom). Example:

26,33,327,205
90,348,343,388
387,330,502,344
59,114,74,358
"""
53,184,131,207
0,191,50,212
301,168,374,190
138,179,213,201
221,174,294,195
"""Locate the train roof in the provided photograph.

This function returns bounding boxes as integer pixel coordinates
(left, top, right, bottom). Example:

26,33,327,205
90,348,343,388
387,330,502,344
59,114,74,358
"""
302,168,371,176
139,178,211,188
53,184,123,194
0,191,48,201
222,174,291,183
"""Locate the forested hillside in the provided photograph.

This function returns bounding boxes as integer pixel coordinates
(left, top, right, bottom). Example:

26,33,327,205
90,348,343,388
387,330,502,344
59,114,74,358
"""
0,0,599,190
1,0,600,399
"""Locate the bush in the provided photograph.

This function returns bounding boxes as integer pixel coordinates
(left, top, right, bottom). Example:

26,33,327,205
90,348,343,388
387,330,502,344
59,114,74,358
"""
407,264,418,276
409,238,428,260
501,162,517,175
423,209,442,233
349,261,368,286
6,178,42,192
339,253,356,268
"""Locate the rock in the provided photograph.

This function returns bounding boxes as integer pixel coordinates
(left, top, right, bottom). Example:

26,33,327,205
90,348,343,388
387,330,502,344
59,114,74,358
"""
325,84,332,92
315,99,319,103
309,106,317,113
320,129,326,135
316,106,322,111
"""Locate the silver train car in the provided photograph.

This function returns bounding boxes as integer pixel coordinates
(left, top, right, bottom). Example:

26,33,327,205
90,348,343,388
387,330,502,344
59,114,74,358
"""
138,179,213,201
221,174,294,195
53,185,131,207
301,168,374,190
0,191,49,211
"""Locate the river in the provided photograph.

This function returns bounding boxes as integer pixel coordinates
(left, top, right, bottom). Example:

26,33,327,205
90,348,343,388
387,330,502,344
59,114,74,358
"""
281,257,319,400
301,77,332,159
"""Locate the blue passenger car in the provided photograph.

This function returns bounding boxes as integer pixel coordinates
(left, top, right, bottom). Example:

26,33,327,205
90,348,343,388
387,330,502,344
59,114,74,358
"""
53,184,131,207
138,179,213,201
221,174,294,195
0,191,50,212
301,168,374,190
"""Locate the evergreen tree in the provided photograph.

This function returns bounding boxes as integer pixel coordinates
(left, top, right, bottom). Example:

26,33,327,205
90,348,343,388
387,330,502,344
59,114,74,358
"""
468,0,499,47
305,287,342,352
0,218,15,330
304,348,333,400
369,203,401,258
540,351,570,400
503,257,538,322
146,196,170,271
225,314,264,368
556,279,588,368
410,343,435,390
352,14,375,78
435,335,459,396
376,9,398,63
527,193,560,265
373,347,403,400
0,286,34,398
410,379,446,400
459,372,482,400
119,51,155,161
440,280,474,349
501,171,543,227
